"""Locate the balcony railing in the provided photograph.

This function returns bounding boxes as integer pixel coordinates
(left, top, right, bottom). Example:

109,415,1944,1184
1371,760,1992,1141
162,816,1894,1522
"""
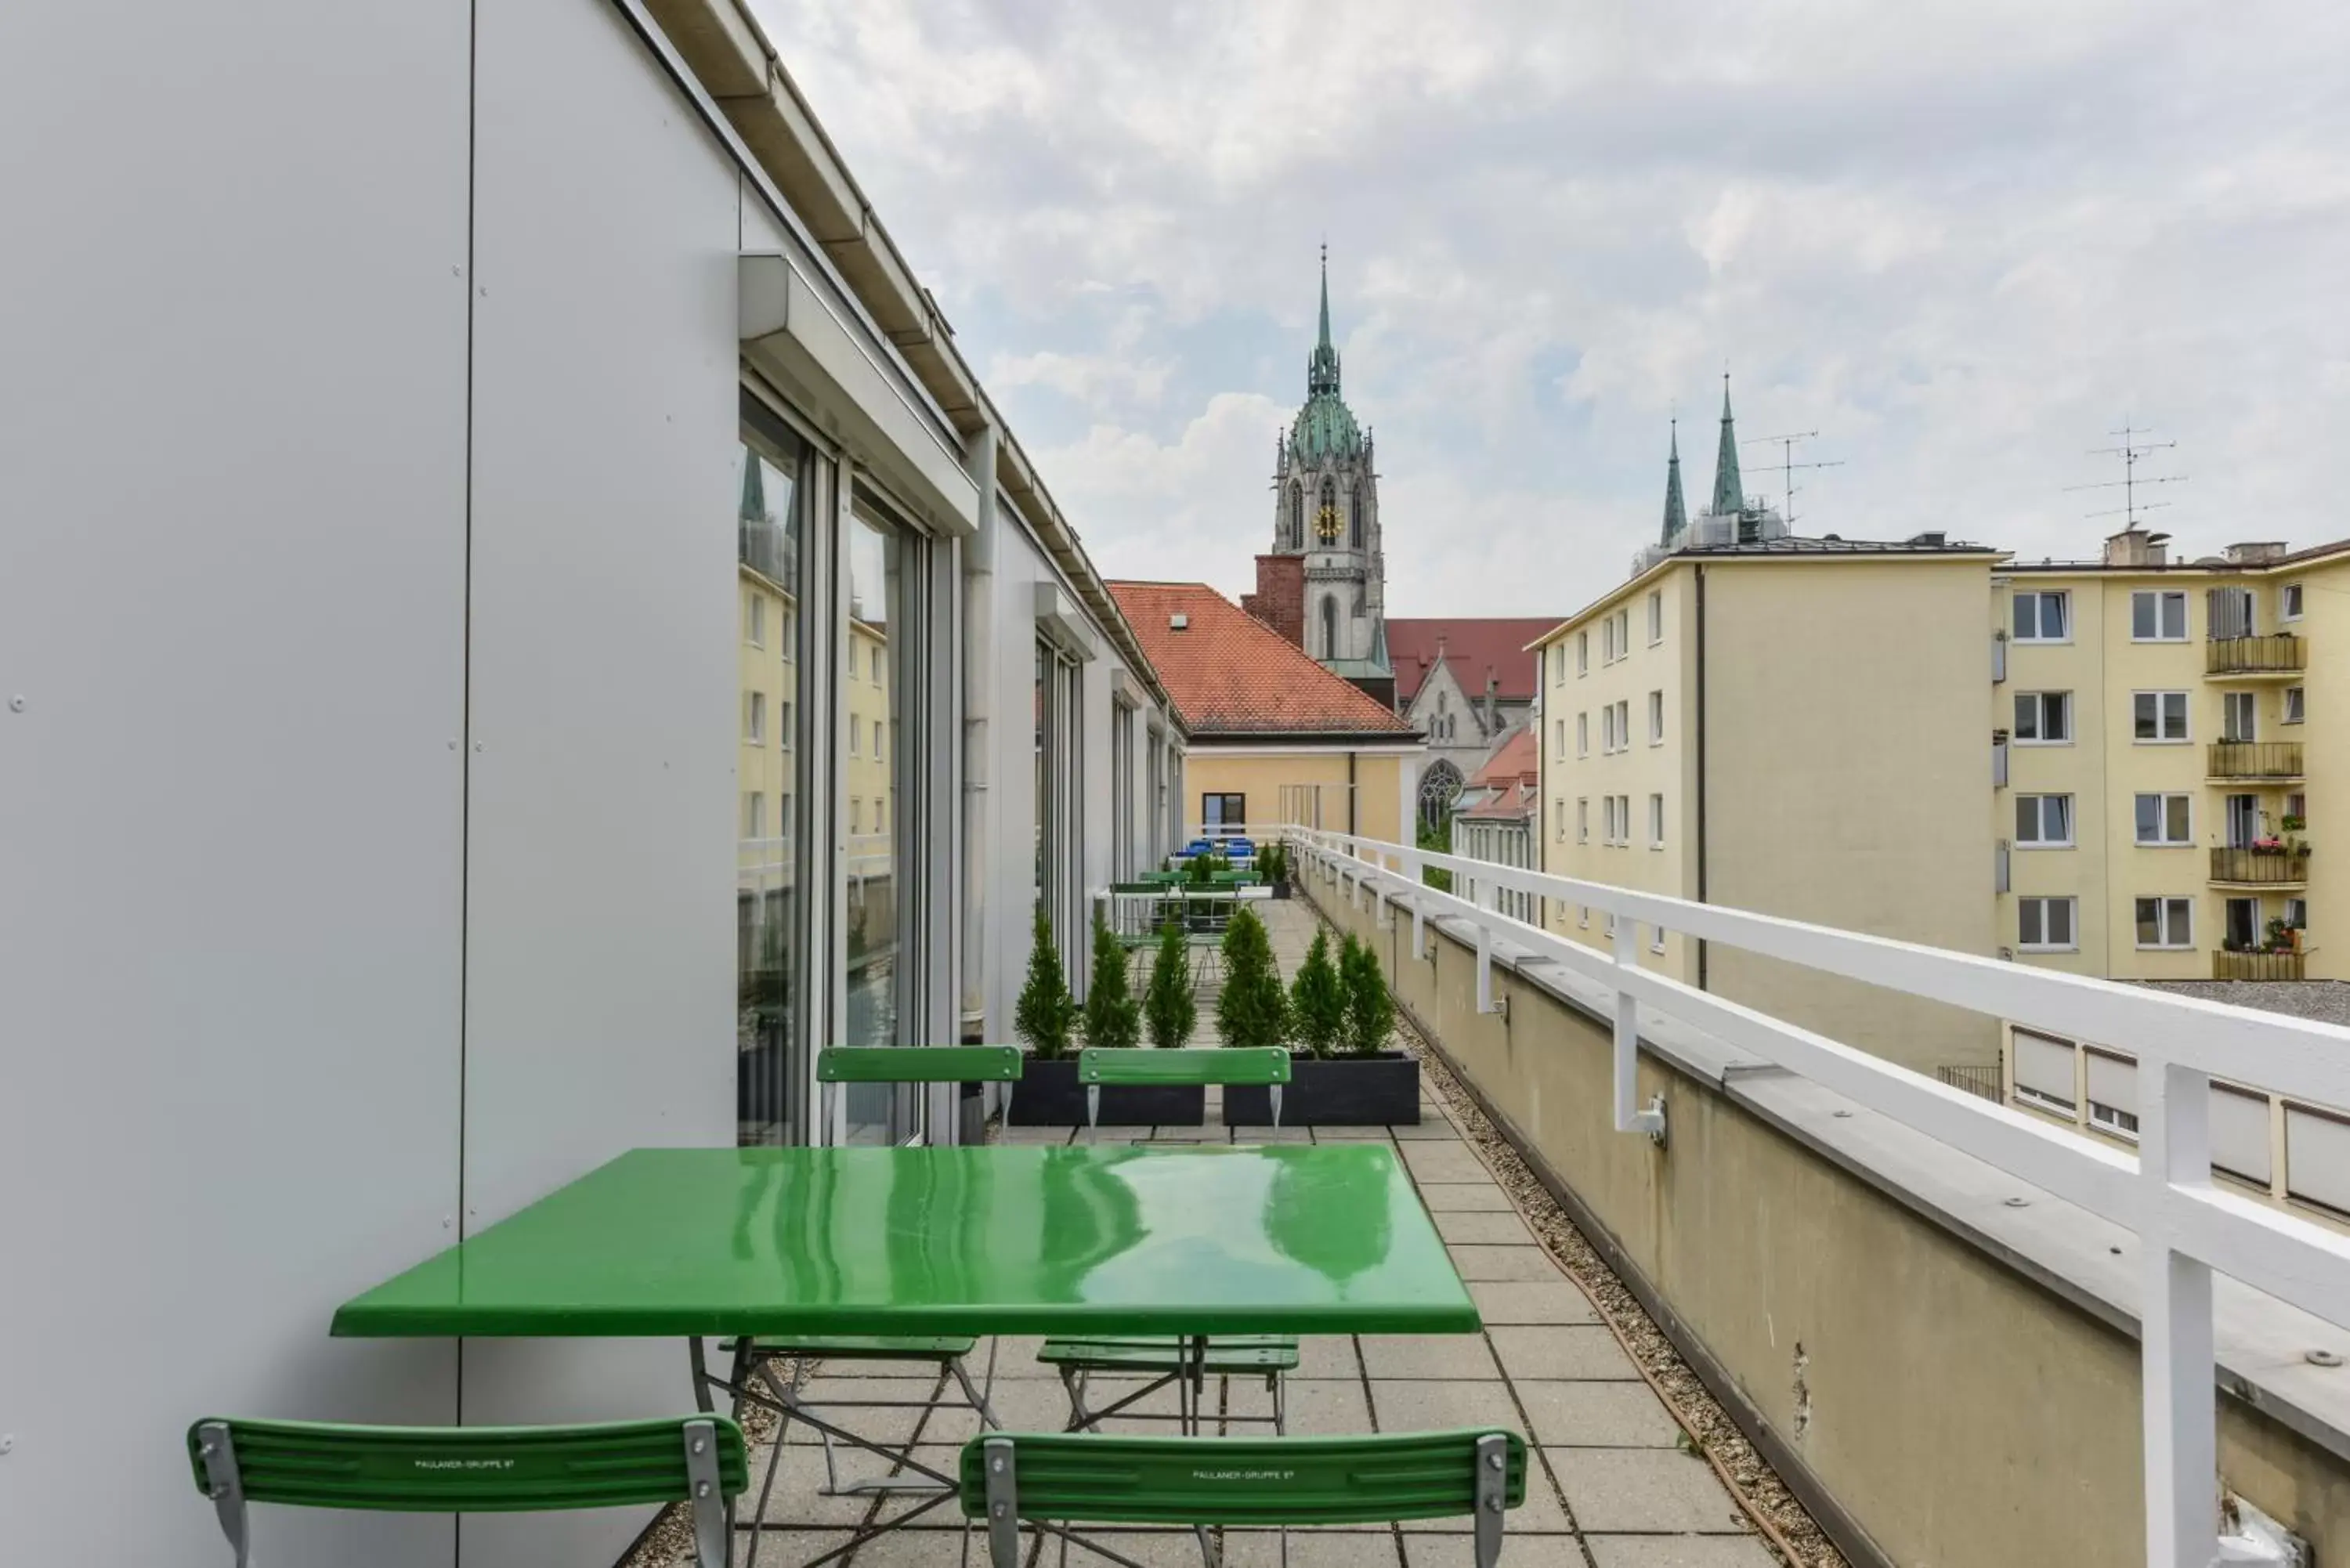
2208,847,2312,885
2206,633,2305,676
1287,821,2350,1567
2214,948,2306,981
2208,740,2303,779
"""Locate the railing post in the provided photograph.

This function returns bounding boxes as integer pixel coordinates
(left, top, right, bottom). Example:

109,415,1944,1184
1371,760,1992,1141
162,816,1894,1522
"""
1476,880,1499,1014
2141,1057,2218,1567
1612,914,1665,1142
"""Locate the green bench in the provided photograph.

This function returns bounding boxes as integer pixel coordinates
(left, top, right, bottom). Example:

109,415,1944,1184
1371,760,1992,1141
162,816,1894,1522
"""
1037,1334,1300,1436
1078,1047,1290,1138
960,1428,1526,1568
187,1414,747,1567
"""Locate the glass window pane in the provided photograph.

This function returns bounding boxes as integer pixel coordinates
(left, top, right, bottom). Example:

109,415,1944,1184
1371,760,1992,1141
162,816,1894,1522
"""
2016,797,2037,840
2020,901,2044,945
2134,594,2155,639
2167,796,2190,841
2167,692,2189,737
2015,694,2037,740
736,426,808,1147
2137,898,2160,946
2052,899,2073,946
2135,794,2158,842
841,506,907,1141
2047,692,2067,740
2014,594,2034,638
2135,693,2157,739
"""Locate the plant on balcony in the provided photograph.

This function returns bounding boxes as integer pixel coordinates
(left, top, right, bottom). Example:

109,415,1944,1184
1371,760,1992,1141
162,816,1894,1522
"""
1217,907,1291,1050
2265,918,2292,951
1340,932,1397,1057
2252,836,2287,857
2293,839,2314,857
1082,909,1141,1050
1144,917,1196,1049
2282,815,2308,833
1014,905,1078,1061
1288,928,1346,1059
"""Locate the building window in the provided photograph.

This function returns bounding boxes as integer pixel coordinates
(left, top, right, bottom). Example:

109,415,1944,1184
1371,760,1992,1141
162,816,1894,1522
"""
1647,591,1662,645
1600,617,1614,663
848,710,859,754
2018,896,2077,952
1647,690,1664,744
1286,482,1303,547
1578,711,1591,757
2222,690,2258,742
2015,793,2073,847
2131,590,2188,641
2012,1028,2078,1115
747,593,766,647
1577,797,1589,844
1202,793,1247,836
2135,793,2192,845
744,791,765,839
1648,793,1665,848
2013,691,2070,743
745,690,766,744
1555,718,1566,760
849,797,862,835
779,699,794,750
2089,1100,2142,1139
2135,896,2193,949
779,608,795,659
2012,590,2070,642
1577,631,1588,675
2133,690,2189,742
2283,583,2305,621
2286,897,2309,930
2285,686,2305,724
1614,699,1630,751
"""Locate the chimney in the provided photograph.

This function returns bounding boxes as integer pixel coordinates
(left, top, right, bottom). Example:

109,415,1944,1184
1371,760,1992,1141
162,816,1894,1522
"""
1238,554,1306,647
1484,670,1500,735
2222,540,2287,565
2102,529,2171,568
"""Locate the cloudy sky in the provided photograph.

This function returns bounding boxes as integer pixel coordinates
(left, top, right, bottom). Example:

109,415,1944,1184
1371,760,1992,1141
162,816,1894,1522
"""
750,0,2350,617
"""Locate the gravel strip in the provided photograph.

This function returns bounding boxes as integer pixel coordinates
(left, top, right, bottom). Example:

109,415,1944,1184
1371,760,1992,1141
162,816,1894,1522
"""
1391,1004,1850,1568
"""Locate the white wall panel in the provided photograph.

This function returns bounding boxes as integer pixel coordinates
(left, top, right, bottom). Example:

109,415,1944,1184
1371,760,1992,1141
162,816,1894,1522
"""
0,3,470,1564
461,0,739,1562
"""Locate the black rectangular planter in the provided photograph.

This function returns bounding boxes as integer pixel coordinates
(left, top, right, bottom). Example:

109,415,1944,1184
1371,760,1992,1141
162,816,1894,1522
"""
1226,1052,1420,1126
1005,1056,1207,1127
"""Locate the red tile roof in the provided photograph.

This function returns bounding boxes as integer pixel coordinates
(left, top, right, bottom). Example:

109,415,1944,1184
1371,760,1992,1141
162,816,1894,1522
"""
1107,581,1419,739
1466,728,1538,789
1386,619,1563,706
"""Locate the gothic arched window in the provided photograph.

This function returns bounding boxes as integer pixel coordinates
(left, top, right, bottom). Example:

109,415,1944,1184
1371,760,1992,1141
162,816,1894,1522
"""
1286,483,1302,548
1419,760,1464,829
1318,477,1336,538
1319,595,1340,659
1349,482,1365,549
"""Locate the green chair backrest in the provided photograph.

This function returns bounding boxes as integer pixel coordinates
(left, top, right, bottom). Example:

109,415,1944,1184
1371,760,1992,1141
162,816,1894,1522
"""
188,1416,747,1568
960,1430,1523,1568
1078,1046,1289,1088
817,1045,1024,1085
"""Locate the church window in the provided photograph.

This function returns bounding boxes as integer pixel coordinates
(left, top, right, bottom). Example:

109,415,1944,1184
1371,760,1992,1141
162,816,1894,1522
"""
1318,595,1339,659
1286,483,1302,548
1418,760,1464,829
1349,482,1365,549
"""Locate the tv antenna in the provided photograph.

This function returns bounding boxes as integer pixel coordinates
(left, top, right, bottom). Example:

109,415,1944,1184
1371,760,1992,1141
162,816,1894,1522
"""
1741,430,1843,529
2063,423,2186,526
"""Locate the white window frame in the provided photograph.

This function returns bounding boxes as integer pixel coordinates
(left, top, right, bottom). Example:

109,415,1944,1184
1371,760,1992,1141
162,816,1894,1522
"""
1577,797,1589,844
2132,689,2190,743
1577,630,1588,676
2013,690,2071,746
744,790,765,840
2013,590,2070,643
2283,583,2305,622
2018,895,2079,952
745,689,766,745
2135,895,2194,951
2088,1098,2142,1140
1577,712,1589,757
2131,589,2188,643
2284,686,2305,724
747,592,765,648
1648,793,1665,849
1647,690,1664,745
2015,793,2074,848
1616,700,1630,752
2222,690,2258,743
2134,793,2192,847
1647,591,1663,645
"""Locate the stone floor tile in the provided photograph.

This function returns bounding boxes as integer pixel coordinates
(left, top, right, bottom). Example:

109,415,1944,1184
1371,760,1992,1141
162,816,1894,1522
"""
1583,1538,1779,1568
996,1124,1075,1146
1224,1528,1404,1567
1385,1120,1460,1140
728,1528,857,1567
1401,1534,1585,1566
1231,1125,1317,1143
1468,1281,1598,1325
1398,1143,1491,1183
779,1381,935,1451
1522,1383,1680,1447
1445,1245,1562,1283
1431,1209,1535,1245
968,1377,1077,1433
1243,1377,1370,1435
1046,1529,1227,1565
744,1443,893,1526
1396,1475,1573,1534
1365,1378,1520,1433
1357,1333,1502,1380
973,1336,1060,1378
1487,1327,1638,1382
1313,1125,1397,1142
1416,1184,1516,1212
1292,1334,1361,1380
1548,1450,1748,1534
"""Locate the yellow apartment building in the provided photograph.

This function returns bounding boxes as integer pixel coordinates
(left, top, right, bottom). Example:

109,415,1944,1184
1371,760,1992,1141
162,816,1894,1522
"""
1532,538,2004,1075
1995,529,2346,984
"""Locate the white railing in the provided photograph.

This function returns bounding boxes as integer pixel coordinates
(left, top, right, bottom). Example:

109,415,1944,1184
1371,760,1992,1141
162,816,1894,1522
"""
1286,824,2350,1568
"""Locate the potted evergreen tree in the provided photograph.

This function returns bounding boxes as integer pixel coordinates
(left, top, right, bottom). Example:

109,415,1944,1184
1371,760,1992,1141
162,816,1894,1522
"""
1228,924,1420,1125
1144,918,1196,1049
1214,908,1290,1050
1083,909,1141,1051
1007,905,1083,1124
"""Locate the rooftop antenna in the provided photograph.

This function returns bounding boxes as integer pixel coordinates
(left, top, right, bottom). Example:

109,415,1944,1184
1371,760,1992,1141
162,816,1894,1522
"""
2063,422,2186,526
1741,430,1843,530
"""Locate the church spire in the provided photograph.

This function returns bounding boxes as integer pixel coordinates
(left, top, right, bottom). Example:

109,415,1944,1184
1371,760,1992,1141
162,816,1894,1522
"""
1709,374,1744,516
1660,419,1687,546
1307,244,1341,398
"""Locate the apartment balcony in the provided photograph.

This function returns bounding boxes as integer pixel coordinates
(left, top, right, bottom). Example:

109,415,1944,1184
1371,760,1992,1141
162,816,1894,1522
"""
2210,846,2312,887
2206,633,2305,678
2208,739,2304,781
2214,947,2307,981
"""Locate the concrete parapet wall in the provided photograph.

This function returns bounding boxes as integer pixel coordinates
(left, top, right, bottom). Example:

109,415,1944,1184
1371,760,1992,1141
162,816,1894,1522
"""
1301,869,2350,1568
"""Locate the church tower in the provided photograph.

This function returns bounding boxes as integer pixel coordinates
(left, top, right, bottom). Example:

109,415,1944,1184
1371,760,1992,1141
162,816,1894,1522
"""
1265,247,1392,702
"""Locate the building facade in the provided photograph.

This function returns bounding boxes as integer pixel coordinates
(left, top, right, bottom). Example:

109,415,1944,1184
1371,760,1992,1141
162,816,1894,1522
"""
1387,617,1561,826
1449,728,1539,923
2,2,1184,1562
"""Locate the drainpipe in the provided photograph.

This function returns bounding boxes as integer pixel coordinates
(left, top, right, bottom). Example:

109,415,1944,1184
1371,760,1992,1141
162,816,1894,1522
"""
1695,564,1709,992
960,424,999,1045
1348,750,1358,838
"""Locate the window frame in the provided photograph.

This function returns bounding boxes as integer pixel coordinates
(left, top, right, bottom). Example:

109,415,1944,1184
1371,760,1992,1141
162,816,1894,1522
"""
2012,590,2071,644
2282,583,2305,622
2014,793,2075,848
2131,689,2191,743
2134,895,2194,950
1647,591,1663,645
2130,589,2188,643
1648,792,1665,849
1647,689,1664,745
1576,711,1588,757
2017,895,2079,952
1577,797,1589,844
2013,690,2071,746
2284,685,2306,724
2134,792,2193,847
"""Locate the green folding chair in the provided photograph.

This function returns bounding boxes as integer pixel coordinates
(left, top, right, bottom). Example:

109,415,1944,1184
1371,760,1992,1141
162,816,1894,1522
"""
186,1414,747,1568
959,1429,1527,1568
1038,1335,1297,1436
1079,1047,1289,1138
704,1046,1023,1559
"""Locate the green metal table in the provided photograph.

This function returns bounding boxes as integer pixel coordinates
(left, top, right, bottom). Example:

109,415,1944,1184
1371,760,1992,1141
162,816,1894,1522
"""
333,1143,1478,1339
